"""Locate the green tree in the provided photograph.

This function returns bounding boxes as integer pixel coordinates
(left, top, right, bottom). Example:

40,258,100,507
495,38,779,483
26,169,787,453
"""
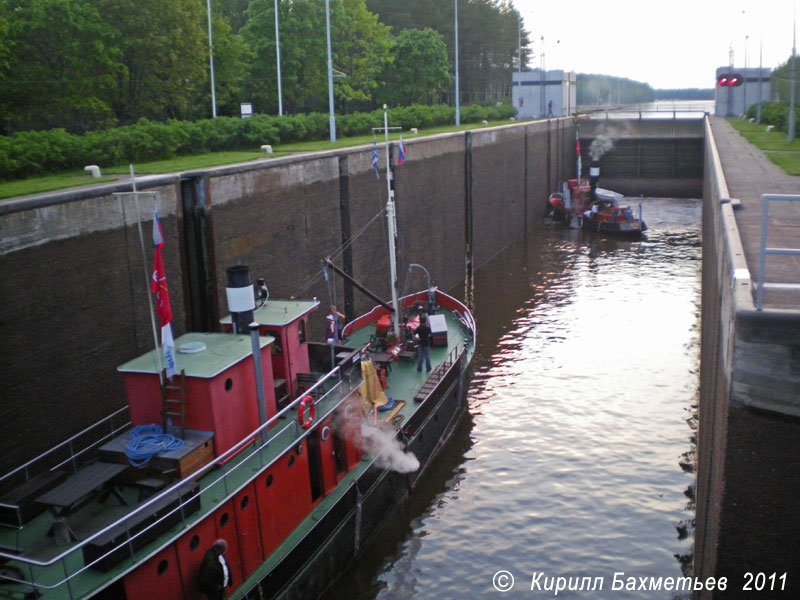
95,0,208,122
244,0,391,115
330,0,392,112
0,0,120,132
380,28,452,106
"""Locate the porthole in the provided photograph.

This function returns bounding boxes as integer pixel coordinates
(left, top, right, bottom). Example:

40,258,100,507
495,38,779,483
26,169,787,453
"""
344,404,354,420
321,426,331,441
157,559,169,576
225,378,233,392
288,455,295,468
190,535,200,551
220,512,230,528
241,495,250,510
266,474,274,488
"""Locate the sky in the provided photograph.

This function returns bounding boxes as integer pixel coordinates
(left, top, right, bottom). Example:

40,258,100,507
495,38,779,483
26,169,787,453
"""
515,0,798,89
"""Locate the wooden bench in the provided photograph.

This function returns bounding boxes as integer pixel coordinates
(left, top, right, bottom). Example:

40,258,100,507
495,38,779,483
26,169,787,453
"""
296,373,324,399
83,482,200,572
0,470,67,528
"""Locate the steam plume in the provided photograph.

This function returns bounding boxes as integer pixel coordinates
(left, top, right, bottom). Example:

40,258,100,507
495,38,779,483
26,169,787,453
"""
360,422,419,473
589,135,614,161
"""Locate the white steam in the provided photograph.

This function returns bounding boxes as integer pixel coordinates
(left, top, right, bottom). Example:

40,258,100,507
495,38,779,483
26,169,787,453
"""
589,135,614,161
360,422,420,474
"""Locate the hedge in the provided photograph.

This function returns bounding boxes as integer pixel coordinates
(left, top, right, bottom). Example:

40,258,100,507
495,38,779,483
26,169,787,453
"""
0,103,516,181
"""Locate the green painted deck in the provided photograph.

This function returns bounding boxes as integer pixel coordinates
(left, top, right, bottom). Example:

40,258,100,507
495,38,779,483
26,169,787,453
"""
0,308,473,600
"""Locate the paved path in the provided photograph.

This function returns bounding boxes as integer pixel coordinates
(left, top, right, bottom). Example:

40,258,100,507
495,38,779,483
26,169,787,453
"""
710,117,800,308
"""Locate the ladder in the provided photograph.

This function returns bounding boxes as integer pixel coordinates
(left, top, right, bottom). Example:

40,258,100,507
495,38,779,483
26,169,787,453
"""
161,370,187,439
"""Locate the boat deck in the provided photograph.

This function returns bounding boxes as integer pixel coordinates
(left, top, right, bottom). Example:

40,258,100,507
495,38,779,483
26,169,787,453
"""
0,306,474,600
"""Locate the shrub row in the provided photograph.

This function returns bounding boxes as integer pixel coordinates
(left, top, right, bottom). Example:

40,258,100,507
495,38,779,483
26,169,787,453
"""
745,101,795,131
0,103,516,182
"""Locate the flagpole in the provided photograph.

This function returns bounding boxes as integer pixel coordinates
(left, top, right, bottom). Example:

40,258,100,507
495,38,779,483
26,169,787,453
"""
383,106,400,339
131,164,165,383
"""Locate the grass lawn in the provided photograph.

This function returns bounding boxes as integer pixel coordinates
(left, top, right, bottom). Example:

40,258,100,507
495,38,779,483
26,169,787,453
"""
728,118,800,175
0,119,517,201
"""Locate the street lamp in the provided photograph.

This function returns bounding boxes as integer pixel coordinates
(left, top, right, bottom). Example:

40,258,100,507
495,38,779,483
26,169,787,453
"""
275,0,283,116
206,0,217,118
325,0,336,142
454,0,460,127
744,34,748,116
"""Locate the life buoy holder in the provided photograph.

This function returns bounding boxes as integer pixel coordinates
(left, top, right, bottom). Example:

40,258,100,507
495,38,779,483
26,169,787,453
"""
298,395,316,430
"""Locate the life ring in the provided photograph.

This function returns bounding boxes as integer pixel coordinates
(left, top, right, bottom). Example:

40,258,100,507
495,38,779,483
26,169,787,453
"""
298,395,316,430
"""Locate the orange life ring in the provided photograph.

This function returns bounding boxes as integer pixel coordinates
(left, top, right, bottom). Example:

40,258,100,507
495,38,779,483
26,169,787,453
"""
298,395,316,430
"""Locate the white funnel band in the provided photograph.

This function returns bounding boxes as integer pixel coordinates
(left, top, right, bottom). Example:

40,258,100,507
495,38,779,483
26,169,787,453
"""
226,285,255,312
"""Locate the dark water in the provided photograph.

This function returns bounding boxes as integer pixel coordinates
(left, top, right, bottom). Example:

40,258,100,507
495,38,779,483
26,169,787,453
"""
333,198,701,599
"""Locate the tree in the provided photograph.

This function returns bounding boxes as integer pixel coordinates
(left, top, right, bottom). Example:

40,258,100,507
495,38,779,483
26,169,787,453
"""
94,0,208,122
0,0,120,132
380,28,452,106
330,0,392,112
244,0,391,115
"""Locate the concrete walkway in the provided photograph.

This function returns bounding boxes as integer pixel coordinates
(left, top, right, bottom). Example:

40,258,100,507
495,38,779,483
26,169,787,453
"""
709,117,800,308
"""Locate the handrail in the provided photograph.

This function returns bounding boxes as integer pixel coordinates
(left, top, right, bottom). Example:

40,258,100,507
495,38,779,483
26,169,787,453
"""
756,194,800,310
0,366,358,573
0,406,130,487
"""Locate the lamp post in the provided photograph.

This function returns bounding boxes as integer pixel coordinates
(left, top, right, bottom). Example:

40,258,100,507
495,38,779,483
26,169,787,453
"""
518,16,522,73
206,0,217,118
757,36,763,124
790,5,797,143
275,0,283,116
325,0,336,142
744,34,749,116
454,0,460,127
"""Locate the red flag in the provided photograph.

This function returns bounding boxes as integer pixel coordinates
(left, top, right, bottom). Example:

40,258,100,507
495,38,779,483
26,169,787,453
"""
152,212,173,326
152,211,176,378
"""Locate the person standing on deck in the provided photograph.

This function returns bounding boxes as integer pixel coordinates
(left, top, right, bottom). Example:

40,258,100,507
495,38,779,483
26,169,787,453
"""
415,315,432,372
329,304,345,340
198,539,233,600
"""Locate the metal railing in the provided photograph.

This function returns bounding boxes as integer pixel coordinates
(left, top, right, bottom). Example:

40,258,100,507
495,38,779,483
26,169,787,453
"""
0,406,130,493
0,368,362,597
756,194,800,310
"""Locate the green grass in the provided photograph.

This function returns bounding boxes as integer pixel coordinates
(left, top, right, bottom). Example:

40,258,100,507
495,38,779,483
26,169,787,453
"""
0,119,515,200
728,118,800,175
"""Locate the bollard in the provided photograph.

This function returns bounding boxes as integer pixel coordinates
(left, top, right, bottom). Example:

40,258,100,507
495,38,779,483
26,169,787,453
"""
84,165,101,178
410,128,418,134
261,144,273,154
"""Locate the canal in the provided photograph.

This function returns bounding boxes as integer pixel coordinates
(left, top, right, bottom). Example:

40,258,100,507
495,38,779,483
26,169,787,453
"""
332,197,701,599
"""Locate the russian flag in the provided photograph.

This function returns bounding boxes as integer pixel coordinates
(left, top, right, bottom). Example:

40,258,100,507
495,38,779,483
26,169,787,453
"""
398,138,406,164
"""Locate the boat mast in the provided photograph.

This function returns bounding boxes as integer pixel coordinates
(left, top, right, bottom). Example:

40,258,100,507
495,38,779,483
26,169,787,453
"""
383,105,401,339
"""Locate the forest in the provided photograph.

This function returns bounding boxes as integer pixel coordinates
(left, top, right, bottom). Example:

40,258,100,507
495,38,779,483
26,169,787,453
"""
0,0,529,135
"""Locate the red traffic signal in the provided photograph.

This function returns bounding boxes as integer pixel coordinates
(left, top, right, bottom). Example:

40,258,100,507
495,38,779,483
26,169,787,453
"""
717,74,743,87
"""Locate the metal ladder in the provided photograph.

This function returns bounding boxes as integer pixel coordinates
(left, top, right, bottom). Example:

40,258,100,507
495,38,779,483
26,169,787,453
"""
161,370,186,439
756,194,800,310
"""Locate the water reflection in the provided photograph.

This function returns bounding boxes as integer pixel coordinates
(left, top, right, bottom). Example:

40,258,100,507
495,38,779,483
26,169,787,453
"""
333,198,700,600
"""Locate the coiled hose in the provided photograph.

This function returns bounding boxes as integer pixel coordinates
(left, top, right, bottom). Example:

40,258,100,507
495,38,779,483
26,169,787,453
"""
125,424,185,468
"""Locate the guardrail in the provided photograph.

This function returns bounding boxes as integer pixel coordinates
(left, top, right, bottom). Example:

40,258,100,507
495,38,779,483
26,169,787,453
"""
756,194,800,310
0,368,362,597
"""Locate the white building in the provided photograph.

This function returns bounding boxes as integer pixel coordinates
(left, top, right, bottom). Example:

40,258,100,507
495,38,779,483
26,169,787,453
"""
714,67,771,117
512,70,577,119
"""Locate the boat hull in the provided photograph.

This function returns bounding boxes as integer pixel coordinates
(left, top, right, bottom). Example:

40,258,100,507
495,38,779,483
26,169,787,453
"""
238,351,471,599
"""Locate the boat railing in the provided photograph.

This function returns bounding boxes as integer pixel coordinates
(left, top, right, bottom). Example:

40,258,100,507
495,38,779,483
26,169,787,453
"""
0,366,364,596
756,194,800,310
0,406,130,494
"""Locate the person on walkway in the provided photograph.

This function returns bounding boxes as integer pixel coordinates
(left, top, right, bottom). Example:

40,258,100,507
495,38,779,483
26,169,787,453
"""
198,539,233,600
415,315,432,372
329,304,346,340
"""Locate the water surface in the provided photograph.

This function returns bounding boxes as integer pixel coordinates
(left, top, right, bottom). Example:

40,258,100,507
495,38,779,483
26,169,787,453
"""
334,198,700,599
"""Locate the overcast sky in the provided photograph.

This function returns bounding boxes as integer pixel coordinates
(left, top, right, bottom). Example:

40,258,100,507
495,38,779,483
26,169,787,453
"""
515,0,797,89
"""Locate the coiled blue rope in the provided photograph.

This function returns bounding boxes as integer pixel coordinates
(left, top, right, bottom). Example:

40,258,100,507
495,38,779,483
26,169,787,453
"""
125,424,185,468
